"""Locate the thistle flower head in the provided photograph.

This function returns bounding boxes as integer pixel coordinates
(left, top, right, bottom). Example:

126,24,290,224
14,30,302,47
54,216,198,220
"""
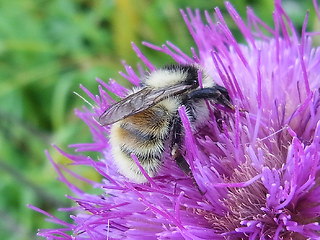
29,1,320,239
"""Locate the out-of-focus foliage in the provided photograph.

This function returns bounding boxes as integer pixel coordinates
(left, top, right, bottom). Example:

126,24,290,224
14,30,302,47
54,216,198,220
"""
0,0,317,239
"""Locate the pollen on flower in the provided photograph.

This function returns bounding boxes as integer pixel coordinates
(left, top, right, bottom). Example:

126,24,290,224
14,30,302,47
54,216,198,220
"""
29,1,320,239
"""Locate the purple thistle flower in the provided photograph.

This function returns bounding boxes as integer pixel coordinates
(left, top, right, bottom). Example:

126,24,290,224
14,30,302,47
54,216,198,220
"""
29,1,320,239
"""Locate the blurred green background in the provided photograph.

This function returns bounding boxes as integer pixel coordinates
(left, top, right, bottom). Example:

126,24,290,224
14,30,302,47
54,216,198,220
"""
0,0,317,239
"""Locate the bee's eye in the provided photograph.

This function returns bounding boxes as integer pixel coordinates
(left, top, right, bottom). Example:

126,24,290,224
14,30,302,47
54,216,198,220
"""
185,77,198,87
190,79,199,88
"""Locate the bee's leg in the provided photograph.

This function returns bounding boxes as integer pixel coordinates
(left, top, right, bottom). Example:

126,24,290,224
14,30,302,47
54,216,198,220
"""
170,117,190,174
171,117,204,194
171,146,190,174
187,86,234,110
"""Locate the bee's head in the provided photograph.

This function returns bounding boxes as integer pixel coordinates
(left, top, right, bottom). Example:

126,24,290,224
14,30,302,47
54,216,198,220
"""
145,64,208,89
166,64,199,87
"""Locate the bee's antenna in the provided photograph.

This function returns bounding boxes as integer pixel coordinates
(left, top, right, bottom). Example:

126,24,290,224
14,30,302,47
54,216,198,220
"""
73,91,94,109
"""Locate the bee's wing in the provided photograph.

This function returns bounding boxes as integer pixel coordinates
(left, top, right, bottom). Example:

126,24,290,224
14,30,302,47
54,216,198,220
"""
98,84,193,125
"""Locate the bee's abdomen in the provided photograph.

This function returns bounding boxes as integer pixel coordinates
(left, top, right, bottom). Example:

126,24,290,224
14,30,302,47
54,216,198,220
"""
116,108,169,161
109,105,174,183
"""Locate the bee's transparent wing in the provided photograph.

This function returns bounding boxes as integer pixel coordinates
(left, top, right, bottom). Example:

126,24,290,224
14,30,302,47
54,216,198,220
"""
98,84,193,125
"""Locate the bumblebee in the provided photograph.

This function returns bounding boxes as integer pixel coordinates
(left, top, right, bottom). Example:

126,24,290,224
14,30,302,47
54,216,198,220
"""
99,64,234,183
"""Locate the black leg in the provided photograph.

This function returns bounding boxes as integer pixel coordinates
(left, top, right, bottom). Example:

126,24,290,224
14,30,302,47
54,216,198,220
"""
170,117,182,150
171,123,204,194
214,85,231,101
170,117,191,174
187,86,234,110
171,108,206,195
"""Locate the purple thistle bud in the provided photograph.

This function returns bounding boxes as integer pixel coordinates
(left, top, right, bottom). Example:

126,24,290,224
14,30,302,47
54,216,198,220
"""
29,1,320,239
